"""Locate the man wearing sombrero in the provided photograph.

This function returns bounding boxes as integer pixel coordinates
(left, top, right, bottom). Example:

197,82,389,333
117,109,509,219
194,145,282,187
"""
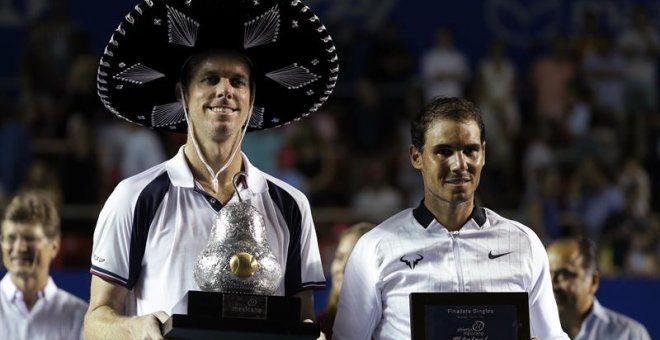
83,0,338,338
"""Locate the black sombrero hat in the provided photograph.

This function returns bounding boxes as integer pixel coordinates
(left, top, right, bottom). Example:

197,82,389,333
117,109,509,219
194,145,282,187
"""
97,0,339,132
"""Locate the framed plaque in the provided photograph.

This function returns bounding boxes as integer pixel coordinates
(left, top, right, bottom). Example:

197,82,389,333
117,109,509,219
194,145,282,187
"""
410,292,530,340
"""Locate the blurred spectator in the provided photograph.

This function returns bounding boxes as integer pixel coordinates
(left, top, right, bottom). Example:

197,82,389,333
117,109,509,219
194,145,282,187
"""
59,115,101,206
626,227,657,277
581,35,625,128
567,157,623,240
118,124,166,180
476,40,520,168
64,54,103,121
601,178,654,274
0,191,88,339
352,21,416,157
565,82,593,140
522,123,556,188
421,27,470,101
18,0,91,138
476,40,520,200
571,9,606,60
242,129,284,175
617,5,659,157
288,119,340,206
530,35,576,126
318,222,375,340
618,158,651,217
19,160,62,209
272,144,307,194
350,161,403,223
519,166,562,244
548,237,651,339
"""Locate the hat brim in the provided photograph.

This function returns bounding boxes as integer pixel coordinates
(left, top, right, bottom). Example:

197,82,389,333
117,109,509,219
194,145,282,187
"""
97,0,339,132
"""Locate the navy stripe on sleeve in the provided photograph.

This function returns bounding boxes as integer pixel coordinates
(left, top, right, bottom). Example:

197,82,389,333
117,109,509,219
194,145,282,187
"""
267,180,303,296
126,172,171,289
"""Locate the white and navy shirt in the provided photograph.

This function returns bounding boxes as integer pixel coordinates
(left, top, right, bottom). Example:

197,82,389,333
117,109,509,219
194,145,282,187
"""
90,147,325,315
333,202,568,340
575,298,650,340
0,275,88,340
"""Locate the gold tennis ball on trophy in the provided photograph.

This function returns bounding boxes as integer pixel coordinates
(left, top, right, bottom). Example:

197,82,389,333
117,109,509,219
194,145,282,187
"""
229,252,259,278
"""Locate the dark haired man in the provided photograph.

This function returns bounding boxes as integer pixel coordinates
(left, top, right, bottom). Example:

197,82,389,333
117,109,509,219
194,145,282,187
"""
548,237,650,339
334,97,568,340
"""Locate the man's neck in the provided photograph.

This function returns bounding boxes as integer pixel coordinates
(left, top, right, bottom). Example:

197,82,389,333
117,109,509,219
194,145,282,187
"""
561,302,594,339
11,274,46,311
425,198,474,231
184,142,244,203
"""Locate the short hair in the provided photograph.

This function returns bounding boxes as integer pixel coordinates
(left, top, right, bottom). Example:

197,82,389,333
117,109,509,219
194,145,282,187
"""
1,191,60,239
556,236,598,273
410,97,485,151
179,49,255,100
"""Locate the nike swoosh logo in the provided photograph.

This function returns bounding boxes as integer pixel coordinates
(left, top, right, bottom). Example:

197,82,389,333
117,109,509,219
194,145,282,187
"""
488,251,512,259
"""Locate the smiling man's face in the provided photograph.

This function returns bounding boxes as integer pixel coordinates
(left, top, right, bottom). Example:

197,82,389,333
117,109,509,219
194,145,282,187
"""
410,118,485,207
183,51,252,144
1,221,59,282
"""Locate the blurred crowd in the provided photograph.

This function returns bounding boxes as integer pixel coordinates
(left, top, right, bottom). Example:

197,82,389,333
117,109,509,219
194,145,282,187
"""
0,1,658,277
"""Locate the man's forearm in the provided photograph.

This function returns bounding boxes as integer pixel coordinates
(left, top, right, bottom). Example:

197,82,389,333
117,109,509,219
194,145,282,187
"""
84,306,135,340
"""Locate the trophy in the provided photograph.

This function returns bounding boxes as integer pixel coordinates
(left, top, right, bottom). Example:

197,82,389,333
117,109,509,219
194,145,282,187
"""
162,173,319,339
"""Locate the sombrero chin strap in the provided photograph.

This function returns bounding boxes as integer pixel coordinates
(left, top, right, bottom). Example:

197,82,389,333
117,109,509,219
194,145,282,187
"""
180,87,254,193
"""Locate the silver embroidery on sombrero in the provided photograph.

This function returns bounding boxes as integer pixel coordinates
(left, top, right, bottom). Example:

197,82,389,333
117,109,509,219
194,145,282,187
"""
152,102,185,127
167,5,199,47
248,106,265,129
244,5,280,49
265,63,319,90
113,63,165,85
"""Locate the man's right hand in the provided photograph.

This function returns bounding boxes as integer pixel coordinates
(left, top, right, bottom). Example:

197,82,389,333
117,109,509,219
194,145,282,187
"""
85,276,171,340
126,311,170,340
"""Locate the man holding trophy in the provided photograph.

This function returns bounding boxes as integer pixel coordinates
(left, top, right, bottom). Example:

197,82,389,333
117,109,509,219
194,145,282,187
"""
333,97,569,340
83,0,338,338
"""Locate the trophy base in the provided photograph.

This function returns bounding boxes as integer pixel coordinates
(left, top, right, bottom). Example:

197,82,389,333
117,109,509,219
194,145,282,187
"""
162,314,319,340
163,291,320,339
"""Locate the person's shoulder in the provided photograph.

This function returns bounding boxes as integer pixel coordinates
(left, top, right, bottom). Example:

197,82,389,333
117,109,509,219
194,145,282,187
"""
358,209,414,245
600,304,650,335
112,162,169,196
54,288,89,311
262,172,310,205
483,208,540,242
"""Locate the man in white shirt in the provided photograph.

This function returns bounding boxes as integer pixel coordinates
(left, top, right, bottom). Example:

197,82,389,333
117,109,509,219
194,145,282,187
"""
84,0,338,339
421,28,470,101
548,237,651,340
0,191,88,340
333,97,568,340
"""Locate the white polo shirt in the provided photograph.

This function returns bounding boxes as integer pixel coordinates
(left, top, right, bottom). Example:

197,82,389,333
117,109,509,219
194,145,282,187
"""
333,202,568,340
0,274,88,340
90,147,325,315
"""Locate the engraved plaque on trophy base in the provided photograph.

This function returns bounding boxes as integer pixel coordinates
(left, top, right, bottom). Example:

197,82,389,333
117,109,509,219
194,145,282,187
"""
162,291,320,340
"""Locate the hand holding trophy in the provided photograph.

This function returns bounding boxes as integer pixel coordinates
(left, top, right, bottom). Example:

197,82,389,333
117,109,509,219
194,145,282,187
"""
87,0,337,338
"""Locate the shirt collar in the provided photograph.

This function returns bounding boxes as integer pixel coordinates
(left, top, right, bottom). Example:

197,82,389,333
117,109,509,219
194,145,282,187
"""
586,298,610,323
412,200,487,229
1,273,57,304
166,146,268,195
